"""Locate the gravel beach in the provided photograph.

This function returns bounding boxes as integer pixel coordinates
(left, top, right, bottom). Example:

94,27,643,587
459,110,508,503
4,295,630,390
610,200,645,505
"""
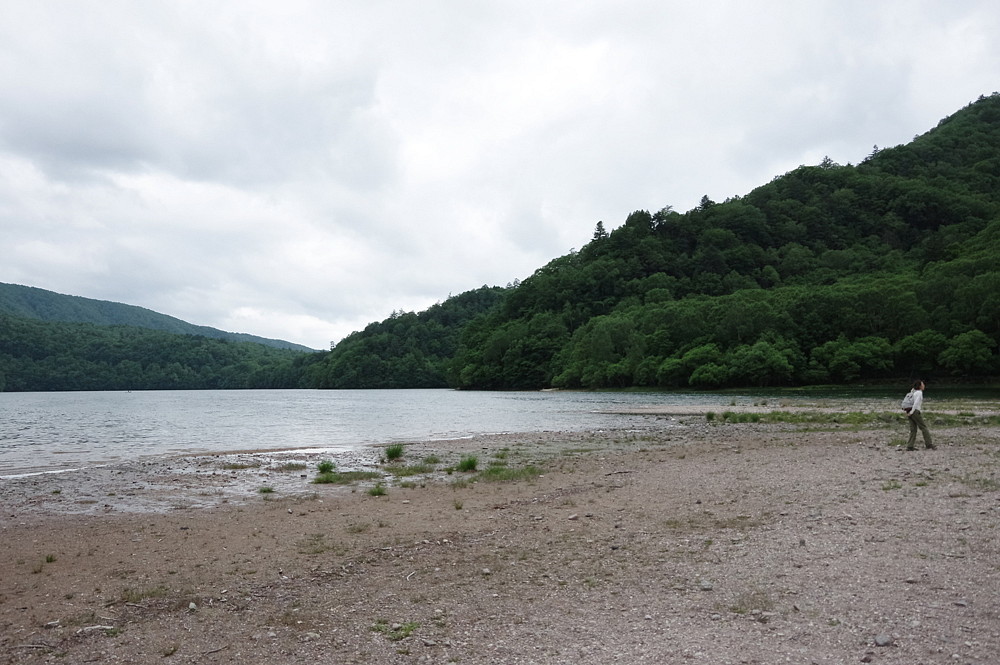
2,404,999,664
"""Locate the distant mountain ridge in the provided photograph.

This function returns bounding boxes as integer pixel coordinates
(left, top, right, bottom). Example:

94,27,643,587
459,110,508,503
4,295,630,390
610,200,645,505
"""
0,283,315,352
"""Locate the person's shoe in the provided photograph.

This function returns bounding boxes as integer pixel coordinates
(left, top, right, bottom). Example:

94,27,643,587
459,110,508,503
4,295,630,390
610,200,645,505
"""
926,444,936,450
906,446,915,451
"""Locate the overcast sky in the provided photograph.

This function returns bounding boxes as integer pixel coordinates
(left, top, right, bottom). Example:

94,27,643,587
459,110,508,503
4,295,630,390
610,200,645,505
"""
1,1,998,349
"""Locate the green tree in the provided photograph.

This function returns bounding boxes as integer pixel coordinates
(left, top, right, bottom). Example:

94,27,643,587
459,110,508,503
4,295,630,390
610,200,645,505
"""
938,329,996,375
726,340,795,387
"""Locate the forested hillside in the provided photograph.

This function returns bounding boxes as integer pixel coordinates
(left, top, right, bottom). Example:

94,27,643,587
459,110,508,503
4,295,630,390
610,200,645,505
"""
0,283,314,351
302,95,1000,391
0,314,318,391
309,286,506,388
4,95,998,393
445,94,1000,389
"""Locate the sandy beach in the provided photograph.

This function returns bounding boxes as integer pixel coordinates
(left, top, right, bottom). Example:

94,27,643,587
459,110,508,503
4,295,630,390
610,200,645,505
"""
2,405,999,664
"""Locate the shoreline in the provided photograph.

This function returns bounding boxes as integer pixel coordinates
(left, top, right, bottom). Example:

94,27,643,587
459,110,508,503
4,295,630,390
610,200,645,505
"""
2,414,999,663
4,390,997,479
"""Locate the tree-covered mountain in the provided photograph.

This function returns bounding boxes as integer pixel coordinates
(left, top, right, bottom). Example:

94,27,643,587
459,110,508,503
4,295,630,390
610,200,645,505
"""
4,95,999,392
0,313,318,392
303,95,1000,391
441,94,1000,389
0,283,314,351
309,286,507,388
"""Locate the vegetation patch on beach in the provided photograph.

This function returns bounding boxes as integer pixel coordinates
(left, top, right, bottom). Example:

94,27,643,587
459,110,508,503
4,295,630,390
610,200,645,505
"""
313,470,381,485
388,463,436,478
708,410,1000,427
372,620,419,641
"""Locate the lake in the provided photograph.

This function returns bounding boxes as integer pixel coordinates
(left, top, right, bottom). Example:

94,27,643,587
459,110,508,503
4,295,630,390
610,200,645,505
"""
2,387,996,477
0,389,750,477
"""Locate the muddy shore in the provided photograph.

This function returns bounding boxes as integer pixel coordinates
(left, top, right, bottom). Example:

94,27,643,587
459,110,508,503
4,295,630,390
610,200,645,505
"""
2,406,999,664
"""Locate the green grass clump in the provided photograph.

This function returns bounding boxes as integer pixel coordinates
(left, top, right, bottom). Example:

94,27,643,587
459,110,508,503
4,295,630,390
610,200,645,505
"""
372,620,418,641
423,454,442,465
456,456,478,472
275,462,308,472
258,486,275,494
313,470,381,485
477,465,542,483
385,444,405,461
367,483,387,497
317,460,336,474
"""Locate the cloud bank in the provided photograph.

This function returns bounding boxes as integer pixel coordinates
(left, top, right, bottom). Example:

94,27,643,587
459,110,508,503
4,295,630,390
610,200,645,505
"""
1,1,997,348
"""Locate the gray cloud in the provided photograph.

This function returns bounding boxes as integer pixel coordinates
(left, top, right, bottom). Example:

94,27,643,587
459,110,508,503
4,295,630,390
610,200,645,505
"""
1,1,998,348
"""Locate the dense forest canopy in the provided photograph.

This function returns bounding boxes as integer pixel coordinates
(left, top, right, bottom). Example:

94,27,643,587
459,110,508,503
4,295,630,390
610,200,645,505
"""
315,93,999,391
2,94,998,392
0,314,316,392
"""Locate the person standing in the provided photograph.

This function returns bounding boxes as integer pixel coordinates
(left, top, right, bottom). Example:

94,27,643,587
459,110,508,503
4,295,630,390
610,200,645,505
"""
905,380,935,450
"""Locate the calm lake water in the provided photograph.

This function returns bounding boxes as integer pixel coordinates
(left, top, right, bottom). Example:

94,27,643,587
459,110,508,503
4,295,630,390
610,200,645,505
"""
0,389,759,477
3,387,995,477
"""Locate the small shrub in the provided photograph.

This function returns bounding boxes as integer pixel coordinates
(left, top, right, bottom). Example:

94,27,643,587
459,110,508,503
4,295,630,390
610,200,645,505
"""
367,483,387,497
706,411,716,421
385,444,405,461
258,486,275,494
317,460,336,474
423,454,442,465
457,456,478,472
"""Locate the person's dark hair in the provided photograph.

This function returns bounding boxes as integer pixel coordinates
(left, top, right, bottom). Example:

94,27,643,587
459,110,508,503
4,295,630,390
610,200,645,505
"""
912,380,924,390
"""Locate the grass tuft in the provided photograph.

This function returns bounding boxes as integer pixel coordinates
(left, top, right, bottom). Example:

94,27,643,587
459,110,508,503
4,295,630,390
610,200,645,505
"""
121,585,169,603
476,464,542,483
456,456,478,472
372,620,418,641
388,464,435,478
313,470,381,485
